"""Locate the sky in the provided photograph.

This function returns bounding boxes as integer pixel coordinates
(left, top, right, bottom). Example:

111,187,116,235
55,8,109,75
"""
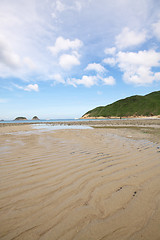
0,0,160,119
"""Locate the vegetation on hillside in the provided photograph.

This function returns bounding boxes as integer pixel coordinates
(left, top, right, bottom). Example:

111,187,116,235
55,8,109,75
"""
14,117,27,120
32,116,39,120
82,91,160,118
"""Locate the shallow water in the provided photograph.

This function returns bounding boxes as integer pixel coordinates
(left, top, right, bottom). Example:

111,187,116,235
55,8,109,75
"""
32,124,93,130
1,124,93,136
0,118,121,124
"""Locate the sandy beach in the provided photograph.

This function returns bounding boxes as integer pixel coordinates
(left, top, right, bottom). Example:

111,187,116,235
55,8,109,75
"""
0,120,160,240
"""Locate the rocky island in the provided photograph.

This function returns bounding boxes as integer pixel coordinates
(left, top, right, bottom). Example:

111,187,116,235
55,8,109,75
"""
14,117,27,121
14,116,40,121
32,116,39,120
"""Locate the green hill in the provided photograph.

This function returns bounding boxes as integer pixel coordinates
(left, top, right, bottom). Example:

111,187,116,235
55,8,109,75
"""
82,91,160,118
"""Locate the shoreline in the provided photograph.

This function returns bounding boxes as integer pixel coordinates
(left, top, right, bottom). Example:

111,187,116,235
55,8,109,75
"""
1,118,160,128
81,115,160,119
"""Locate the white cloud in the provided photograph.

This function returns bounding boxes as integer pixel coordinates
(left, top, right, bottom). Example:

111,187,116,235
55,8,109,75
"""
101,76,116,85
67,74,116,87
59,53,80,70
117,50,160,68
68,75,99,87
0,35,21,69
117,50,160,85
24,84,39,92
154,72,160,81
0,0,160,90
104,47,116,55
75,1,82,11
103,57,116,66
15,83,39,92
103,48,160,85
115,27,146,49
55,0,66,12
48,37,83,56
52,0,83,15
49,73,65,84
66,78,77,87
122,66,154,85
152,20,160,41
85,63,106,73
23,57,36,70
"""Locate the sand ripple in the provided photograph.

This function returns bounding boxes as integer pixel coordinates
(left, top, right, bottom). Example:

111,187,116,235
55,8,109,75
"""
0,127,160,240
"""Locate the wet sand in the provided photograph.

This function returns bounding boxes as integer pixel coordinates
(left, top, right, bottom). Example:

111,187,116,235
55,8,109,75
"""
0,122,160,240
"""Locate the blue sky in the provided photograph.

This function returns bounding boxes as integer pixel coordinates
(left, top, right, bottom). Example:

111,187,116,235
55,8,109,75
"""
0,0,160,119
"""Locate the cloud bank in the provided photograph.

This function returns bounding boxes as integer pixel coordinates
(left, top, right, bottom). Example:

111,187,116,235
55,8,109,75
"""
0,0,160,89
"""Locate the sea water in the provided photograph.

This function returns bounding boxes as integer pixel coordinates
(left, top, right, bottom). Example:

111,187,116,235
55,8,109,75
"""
0,118,121,124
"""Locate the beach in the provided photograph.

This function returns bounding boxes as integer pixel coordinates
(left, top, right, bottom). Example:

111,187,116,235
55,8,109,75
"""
0,119,160,240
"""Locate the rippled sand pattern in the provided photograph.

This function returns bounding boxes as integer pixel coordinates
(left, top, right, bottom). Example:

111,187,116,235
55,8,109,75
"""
0,128,160,240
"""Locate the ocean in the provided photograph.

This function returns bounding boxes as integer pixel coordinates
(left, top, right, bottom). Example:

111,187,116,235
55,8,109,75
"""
0,118,119,124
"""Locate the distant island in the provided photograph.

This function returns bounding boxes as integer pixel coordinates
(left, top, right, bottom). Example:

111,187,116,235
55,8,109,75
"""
14,116,40,121
14,117,28,121
82,91,160,119
32,116,39,120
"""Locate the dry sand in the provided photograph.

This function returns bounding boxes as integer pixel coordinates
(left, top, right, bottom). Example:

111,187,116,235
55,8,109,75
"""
0,122,160,240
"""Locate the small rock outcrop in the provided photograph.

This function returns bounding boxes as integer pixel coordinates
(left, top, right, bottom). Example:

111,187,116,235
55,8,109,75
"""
32,116,39,120
14,117,27,121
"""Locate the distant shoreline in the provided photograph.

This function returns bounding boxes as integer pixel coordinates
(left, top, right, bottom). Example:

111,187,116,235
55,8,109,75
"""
0,118,160,129
81,115,160,120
